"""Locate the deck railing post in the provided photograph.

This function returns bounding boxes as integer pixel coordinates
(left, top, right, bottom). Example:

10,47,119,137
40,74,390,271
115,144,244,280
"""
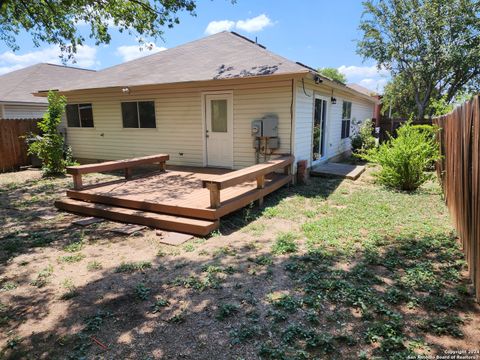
206,183,221,208
257,174,265,206
72,174,83,190
159,161,166,172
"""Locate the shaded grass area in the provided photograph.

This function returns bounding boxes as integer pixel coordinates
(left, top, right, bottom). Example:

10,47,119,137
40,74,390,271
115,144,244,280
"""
0,169,478,359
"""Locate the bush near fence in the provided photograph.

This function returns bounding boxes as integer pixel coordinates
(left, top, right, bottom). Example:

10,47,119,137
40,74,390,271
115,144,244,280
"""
0,118,40,172
377,117,432,142
434,96,480,301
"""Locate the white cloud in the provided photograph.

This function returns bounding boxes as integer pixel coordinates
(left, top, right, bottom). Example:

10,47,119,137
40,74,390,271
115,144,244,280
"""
359,78,388,92
205,20,235,35
204,14,274,35
338,65,389,78
236,14,273,33
0,45,98,75
115,43,167,62
337,65,389,93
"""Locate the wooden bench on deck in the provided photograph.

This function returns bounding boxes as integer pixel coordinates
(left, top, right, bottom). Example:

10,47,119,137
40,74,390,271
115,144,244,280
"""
201,155,294,209
67,154,169,190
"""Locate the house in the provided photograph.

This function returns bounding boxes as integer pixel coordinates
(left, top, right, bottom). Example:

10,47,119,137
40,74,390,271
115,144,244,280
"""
38,31,377,172
0,63,94,119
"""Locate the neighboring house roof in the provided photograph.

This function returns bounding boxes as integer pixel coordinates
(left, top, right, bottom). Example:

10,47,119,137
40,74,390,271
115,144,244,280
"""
0,63,95,104
58,31,310,92
347,83,378,97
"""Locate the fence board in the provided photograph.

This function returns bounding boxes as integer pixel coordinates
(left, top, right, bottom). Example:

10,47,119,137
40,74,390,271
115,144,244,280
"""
433,96,480,300
378,117,432,142
0,118,40,172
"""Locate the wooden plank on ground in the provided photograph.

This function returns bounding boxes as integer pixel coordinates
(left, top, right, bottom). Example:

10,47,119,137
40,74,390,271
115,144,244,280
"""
156,231,193,245
111,224,146,235
310,163,365,180
73,217,105,226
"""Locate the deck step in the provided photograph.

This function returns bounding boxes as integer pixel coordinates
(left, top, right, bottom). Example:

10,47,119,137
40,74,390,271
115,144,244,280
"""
55,198,218,236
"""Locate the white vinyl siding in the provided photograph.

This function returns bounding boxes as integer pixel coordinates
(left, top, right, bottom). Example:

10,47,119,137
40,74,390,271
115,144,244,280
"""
3,104,47,119
294,79,375,167
63,78,294,169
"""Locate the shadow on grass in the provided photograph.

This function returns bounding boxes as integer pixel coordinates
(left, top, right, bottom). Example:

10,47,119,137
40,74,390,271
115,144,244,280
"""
1,228,478,359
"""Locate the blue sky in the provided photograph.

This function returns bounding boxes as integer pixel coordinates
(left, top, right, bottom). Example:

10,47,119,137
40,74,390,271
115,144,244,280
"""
0,0,388,91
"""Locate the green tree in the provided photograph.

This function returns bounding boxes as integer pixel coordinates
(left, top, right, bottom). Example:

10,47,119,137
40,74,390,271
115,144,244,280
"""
381,74,418,118
0,0,198,60
28,91,73,176
358,0,480,120
318,67,347,84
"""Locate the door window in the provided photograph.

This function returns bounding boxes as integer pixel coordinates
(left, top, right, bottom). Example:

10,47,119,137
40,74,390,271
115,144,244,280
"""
211,99,228,132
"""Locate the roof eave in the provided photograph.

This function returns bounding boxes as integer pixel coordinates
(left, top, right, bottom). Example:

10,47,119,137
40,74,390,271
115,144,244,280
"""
34,71,310,97
306,71,379,104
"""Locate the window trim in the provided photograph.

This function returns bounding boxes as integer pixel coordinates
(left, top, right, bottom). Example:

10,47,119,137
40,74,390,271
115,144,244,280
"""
341,101,352,139
66,103,95,128
121,100,157,129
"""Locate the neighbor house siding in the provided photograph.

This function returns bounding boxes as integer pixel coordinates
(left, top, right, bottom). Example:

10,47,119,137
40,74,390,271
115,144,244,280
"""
294,79,375,167
61,77,295,169
3,104,47,119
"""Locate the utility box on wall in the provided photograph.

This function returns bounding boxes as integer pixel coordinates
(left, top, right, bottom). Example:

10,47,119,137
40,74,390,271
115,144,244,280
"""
261,115,279,137
251,114,280,151
251,115,279,138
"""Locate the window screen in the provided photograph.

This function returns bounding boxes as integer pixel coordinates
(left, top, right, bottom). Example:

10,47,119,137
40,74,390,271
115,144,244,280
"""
121,101,156,128
138,101,156,128
66,104,80,127
341,101,352,139
121,102,139,128
66,103,94,127
79,104,94,127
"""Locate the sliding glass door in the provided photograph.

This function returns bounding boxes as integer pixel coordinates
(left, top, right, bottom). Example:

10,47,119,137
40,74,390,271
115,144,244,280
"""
312,96,328,162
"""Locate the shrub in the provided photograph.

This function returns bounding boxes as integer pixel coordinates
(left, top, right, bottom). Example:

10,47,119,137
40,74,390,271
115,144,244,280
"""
351,119,376,154
361,121,440,191
27,91,75,176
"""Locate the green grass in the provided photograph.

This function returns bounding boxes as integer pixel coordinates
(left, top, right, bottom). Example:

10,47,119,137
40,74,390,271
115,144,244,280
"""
58,253,86,263
216,303,240,320
1,281,17,292
271,232,299,255
114,261,152,273
151,298,170,313
60,278,78,300
63,241,83,253
86,260,102,271
30,265,54,288
134,283,151,301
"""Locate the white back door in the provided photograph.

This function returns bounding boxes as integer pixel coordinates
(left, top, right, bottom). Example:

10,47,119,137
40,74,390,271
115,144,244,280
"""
205,93,233,168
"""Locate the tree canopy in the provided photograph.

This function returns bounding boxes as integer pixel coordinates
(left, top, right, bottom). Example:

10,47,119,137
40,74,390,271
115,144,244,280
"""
318,67,347,84
358,0,480,119
0,0,197,61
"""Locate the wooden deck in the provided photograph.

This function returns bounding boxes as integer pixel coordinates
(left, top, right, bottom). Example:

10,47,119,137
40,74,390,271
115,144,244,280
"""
55,155,294,236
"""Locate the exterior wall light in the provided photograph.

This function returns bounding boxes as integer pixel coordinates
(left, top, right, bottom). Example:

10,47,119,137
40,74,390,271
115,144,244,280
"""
331,97,337,104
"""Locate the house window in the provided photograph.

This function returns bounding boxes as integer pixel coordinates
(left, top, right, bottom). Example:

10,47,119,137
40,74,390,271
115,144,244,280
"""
66,104,94,127
341,101,352,139
121,101,156,128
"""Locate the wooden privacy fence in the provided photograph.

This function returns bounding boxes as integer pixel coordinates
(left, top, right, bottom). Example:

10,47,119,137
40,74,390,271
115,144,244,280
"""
433,96,480,300
0,118,40,172
377,117,432,142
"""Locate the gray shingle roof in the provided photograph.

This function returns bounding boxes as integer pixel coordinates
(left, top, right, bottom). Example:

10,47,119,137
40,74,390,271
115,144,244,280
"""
347,83,378,97
0,63,95,104
58,31,310,92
